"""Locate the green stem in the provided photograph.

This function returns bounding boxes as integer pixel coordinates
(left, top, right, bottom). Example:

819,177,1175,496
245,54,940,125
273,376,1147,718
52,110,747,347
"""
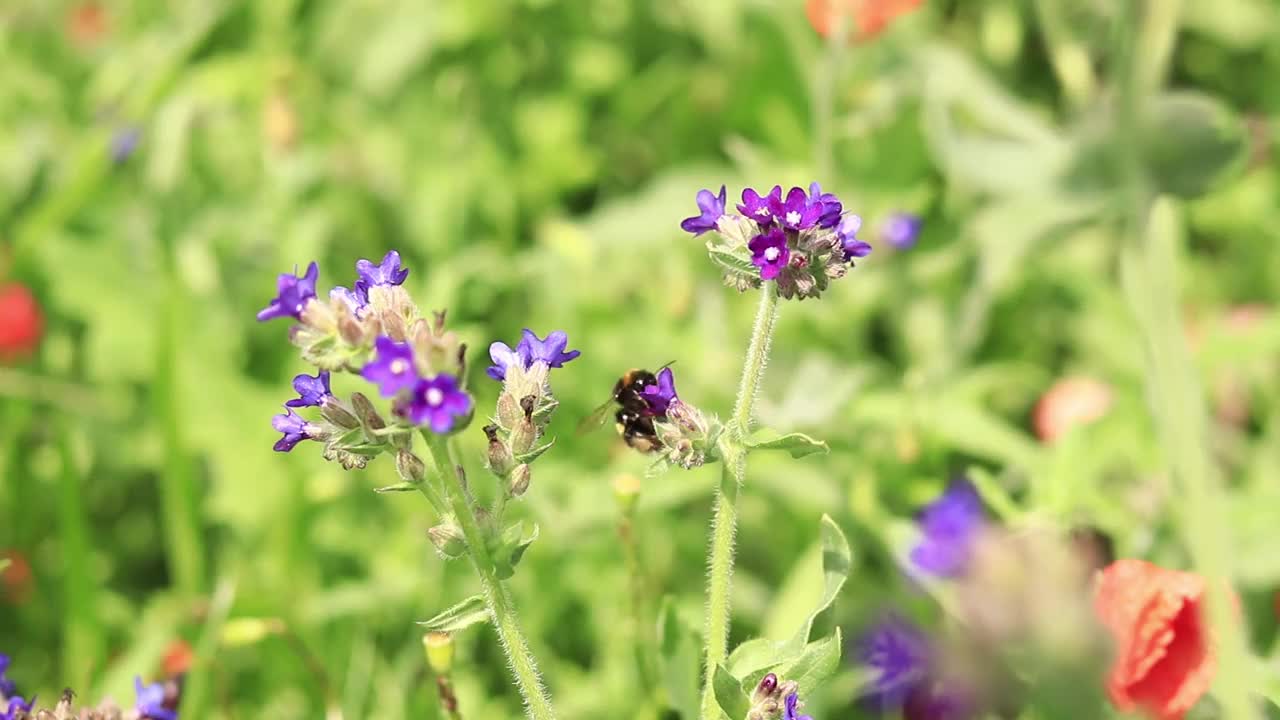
700,282,780,719
420,431,557,720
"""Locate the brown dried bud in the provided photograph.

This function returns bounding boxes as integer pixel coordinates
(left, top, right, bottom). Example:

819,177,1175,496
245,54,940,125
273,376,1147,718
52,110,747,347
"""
509,464,531,497
487,428,515,477
497,393,522,429
428,523,466,559
396,450,427,484
320,399,360,430
510,418,538,455
350,392,386,432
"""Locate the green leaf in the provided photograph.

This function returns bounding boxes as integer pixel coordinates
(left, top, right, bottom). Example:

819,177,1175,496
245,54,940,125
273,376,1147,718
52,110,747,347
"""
416,595,490,633
1141,91,1247,199
743,429,829,459
515,437,556,464
727,516,852,680
707,245,759,281
712,664,750,720
373,481,419,493
492,521,540,580
778,629,843,697
657,597,701,719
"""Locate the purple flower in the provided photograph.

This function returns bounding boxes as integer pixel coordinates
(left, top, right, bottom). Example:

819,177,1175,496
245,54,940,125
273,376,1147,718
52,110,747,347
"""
257,262,319,322
271,408,315,453
860,616,932,709
769,186,821,231
838,215,872,261
361,336,420,397
486,329,581,381
642,367,678,416
402,375,472,433
738,186,783,226
0,653,15,697
286,370,332,408
909,480,985,577
330,286,364,314
881,212,923,250
0,696,33,720
354,250,409,302
807,182,844,229
784,693,814,720
681,186,728,236
134,677,177,720
749,228,790,281
111,126,142,164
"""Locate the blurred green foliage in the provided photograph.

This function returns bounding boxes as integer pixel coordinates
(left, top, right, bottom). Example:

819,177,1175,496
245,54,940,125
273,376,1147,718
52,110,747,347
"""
1,0,1279,718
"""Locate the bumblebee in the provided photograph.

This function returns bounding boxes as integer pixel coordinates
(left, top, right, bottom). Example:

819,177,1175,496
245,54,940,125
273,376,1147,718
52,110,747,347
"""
578,366,671,452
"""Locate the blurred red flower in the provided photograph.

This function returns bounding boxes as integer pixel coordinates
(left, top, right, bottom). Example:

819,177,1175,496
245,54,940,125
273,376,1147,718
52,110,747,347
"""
1,549,32,604
1032,376,1112,443
67,2,109,46
162,639,195,677
805,0,923,40
0,283,43,362
1094,559,1216,720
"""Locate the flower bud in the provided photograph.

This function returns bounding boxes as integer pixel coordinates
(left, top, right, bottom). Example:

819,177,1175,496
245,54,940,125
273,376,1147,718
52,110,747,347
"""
428,523,466,559
497,392,522,429
510,417,538,455
485,425,515,476
509,464,531,497
613,474,641,515
320,398,361,430
423,632,455,674
221,617,287,647
752,672,779,703
338,313,367,346
350,392,386,432
396,450,427,485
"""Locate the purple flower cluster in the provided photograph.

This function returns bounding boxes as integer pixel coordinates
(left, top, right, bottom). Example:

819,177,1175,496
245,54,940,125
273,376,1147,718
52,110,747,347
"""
859,616,972,719
0,653,16,698
270,370,335,452
257,251,410,323
486,329,581,381
134,676,178,720
325,250,410,315
910,480,986,578
642,367,678,415
0,696,32,720
363,336,472,433
733,183,843,233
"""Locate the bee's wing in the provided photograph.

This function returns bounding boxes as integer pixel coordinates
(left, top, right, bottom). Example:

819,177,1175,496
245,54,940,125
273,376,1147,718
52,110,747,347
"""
575,398,616,436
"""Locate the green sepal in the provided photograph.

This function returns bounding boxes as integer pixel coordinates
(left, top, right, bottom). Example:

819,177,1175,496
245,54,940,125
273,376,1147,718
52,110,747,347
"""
515,436,556,464
712,664,749,720
491,521,539,580
373,481,419,493
416,594,490,633
743,429,829,458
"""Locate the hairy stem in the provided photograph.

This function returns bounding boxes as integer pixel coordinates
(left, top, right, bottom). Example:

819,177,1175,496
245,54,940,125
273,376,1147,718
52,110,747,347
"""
700,282,780,719
420,431,557,720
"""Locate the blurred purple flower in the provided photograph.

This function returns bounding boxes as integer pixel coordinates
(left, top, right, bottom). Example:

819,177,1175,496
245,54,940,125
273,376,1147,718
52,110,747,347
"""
882,212,923,250
0,653,15,697
0,696,33,720
134,677,177,720
402,375,472,433
784,693,814,720
770,186,822,231
910,480,985,577
749,228,790,280
486,329,581,381
807,182,844,229
738,185,782,226
362,336,420,397
642,367,678,416
111,126,142,163
271,408,315,453
257,262,319,322
838,215,872,261
681,186,728,236
286,370,332,408
860,615,932,709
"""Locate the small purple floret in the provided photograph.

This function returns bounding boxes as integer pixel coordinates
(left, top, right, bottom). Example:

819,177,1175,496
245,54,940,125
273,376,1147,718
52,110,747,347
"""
738,186,783,226
355,250,410,297
1,696,33,720
642,367,678,416
361,336,420,397
681,186,728,236
770,186,822,231
330,286,363,314
0,653,14,697
749,228,790,280
111,126,142,164
286,370,332,408
257,262,319,322
910,480,985,577
882,212,923,250
784,692,814,720
860,615,932,708
403,375,472,433
807,182,844,229
271,408,313,453
486,329,581,381
838,215,872,261
134,676,177,720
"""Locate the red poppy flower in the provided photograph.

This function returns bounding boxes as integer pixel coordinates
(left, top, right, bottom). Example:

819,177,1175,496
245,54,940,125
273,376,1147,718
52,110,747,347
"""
1,549,32,604
805,0,924,41
0,283,43,362
1094,559,1216,720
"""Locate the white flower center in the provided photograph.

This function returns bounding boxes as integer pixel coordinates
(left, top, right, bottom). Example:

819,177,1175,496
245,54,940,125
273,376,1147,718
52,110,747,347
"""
785,211,801,226
763,247,780,262
426,387,444,406
390,359,408,375
755,207,771,217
